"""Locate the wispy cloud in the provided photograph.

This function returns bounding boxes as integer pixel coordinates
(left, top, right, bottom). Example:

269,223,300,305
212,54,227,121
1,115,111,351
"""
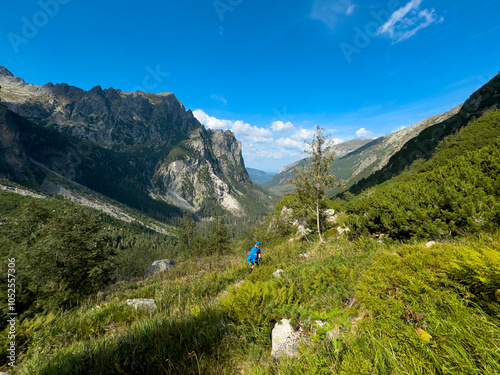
311,0,356,29
377,0,444,42
210,94,227,106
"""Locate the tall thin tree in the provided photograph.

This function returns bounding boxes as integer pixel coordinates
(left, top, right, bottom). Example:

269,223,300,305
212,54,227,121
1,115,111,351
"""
287,125,338,243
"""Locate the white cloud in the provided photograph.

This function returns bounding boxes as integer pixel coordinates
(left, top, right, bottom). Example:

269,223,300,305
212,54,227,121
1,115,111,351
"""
276,137,305,149
332,138,345,145
271,120,295,132
356,128,374,138
194,110,272,143
311,0,355,29
192,109,233,130
377,0,443,42
194,109,342,171
291,128,316,141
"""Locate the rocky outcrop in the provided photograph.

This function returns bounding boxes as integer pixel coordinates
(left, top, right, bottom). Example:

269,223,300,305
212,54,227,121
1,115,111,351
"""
145,259,175,277
0,67,199,151
271,319,342,360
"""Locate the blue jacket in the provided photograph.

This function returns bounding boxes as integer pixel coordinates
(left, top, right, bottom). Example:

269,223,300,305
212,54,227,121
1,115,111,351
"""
247,246,261,264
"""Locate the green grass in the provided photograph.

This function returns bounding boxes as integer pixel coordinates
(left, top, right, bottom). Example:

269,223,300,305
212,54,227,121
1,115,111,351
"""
2,233,499,374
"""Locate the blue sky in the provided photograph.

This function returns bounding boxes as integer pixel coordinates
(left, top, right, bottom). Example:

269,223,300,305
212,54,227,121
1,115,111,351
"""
1,0,499,172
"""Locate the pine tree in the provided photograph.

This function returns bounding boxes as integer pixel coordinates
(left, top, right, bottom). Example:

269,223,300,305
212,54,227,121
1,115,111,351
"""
208,210,230,255
178,211,198,254
287,125,338,243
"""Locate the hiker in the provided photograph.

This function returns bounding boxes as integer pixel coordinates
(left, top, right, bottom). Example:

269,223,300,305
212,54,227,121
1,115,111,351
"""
247,241,262,274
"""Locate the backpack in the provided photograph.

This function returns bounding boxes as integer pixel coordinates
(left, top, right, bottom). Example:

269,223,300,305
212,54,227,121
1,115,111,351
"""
247,246,259,264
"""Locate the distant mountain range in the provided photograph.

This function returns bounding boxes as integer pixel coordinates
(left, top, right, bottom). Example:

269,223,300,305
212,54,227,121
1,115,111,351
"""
0,67,274,222
247,168,277,185
264,70,500,197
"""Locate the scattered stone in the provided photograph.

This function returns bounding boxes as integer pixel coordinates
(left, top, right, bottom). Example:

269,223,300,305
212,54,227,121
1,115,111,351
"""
273,269,284,278
145,259,175,277
126,298,157,312
280,206,293,219
296,225,313,239
337,226,350,235
425,241,436,248
323,209,337,223
271,319,303,360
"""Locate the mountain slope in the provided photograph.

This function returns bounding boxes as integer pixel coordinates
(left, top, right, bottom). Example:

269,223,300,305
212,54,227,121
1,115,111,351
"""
263,103,460,198
0,67,274,219
348,71,500,195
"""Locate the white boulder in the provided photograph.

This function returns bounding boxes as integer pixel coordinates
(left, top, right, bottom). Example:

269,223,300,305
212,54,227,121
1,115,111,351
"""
126,298,157,312
272,319,303,360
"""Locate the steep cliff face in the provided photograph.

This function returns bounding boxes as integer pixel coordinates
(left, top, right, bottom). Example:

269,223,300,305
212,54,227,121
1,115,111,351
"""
0,67,273,218
152,127,250,214
0,104,33,180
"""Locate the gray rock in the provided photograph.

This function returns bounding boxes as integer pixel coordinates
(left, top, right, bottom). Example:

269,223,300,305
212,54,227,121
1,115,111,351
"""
145,259,175,277
323,209,337,223
337,226,350,235
426,241,436,248
126,298,157,312
296,225,313,239
271,319,303,360
273,269,284,278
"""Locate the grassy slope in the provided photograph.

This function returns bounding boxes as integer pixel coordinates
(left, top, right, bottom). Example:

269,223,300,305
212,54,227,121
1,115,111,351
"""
6,235,499,374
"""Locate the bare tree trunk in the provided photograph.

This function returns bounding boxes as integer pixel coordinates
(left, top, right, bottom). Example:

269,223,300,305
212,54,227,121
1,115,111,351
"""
316,199,323,244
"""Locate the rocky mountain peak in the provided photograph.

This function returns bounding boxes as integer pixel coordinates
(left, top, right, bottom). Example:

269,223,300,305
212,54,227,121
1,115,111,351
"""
0,67,274,218
0,66,14,77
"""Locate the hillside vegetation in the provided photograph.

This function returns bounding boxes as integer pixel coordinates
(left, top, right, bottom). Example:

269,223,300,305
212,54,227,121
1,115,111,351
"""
344,110,500,240
1,110,499,374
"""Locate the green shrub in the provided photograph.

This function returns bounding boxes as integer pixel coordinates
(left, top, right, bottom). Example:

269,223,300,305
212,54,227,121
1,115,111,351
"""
345,237,500,374
346,142,500,240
